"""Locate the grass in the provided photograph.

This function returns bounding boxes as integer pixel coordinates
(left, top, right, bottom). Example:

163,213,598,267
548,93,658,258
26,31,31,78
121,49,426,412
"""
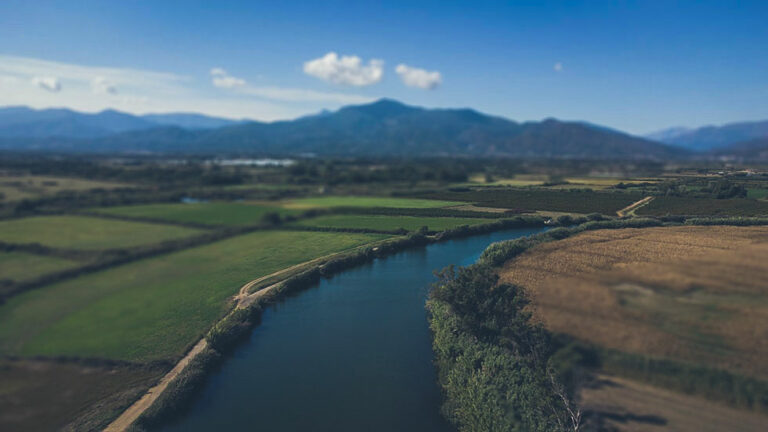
637,196,768,216
282,196,464,209
418,188,641,214
747,189,768,200
94,202,301,226
291,214,489,232
0,230,388,362
0,175,129,202
499,226,768,380
0,215,203,250
0,251,80,283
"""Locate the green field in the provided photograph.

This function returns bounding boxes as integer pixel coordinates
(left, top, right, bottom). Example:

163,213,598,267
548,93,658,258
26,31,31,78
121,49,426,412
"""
95,202,300,226
417,188,642,214
0,216,202,250
0,230,388,362
637,196,768,216
293,214,489,232
284,196,463,209
0,175,129,202
747,189,768,200
0,252,80,283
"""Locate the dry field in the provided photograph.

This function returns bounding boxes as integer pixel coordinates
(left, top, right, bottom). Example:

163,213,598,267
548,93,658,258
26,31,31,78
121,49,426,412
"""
581,374,768,432
0,175,129,202
499,226,768,379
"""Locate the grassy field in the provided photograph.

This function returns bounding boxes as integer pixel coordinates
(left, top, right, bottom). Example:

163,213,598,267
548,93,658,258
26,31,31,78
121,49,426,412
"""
95,202,301,226
500,226,768,380
292,214,489,232
282,195,463,209
0,175,129,202
747,188,768,200
0,230,388,362
637,196,768,216
0,215,203,250
0,251,80,283
418,188,641,214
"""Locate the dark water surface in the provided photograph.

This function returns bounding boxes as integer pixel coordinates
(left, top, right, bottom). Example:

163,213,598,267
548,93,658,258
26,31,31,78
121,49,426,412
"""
157,227,544,432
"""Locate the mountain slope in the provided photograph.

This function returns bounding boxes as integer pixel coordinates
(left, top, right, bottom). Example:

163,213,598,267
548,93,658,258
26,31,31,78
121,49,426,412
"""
191,99,682,158
646,120,768,151
0,106,241,138
0,99,685,159
712,137,768,161
0,106,154,138
141,113,242,129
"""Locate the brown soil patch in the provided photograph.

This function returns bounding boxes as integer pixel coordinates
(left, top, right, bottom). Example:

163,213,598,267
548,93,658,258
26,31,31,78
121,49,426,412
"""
499,226,768,379
581,374,768,432
0,358,164,432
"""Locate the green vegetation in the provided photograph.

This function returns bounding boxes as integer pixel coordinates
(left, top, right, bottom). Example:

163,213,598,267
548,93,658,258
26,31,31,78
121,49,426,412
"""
285,195,463,209
0,230,387,362
0,215,203,250
428,265,575,431
416,188,642,214
0,174,130,202
638,196,768,216
0,251,79,283
94,202,300,226
292,214,488,232
747,188,768,199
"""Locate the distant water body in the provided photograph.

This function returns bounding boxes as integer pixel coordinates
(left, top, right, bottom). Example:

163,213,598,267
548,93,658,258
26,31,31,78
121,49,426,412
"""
156,227,545,432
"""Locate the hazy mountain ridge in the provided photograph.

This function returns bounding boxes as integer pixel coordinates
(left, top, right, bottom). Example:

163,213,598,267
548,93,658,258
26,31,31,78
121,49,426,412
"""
0,100,687,159
646,120,768,151
0,106,242,138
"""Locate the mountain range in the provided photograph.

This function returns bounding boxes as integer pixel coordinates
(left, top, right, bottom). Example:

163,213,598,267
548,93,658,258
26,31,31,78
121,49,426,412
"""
0,100,764,160
645,120,768,151
0,106,242,139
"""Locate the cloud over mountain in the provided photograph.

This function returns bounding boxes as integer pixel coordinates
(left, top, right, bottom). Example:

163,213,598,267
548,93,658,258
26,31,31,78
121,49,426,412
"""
395,64,441,89
303,52,384,86
32,76,61,92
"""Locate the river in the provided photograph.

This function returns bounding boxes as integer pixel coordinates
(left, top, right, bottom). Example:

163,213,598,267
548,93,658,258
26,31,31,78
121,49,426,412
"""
157,227,544,431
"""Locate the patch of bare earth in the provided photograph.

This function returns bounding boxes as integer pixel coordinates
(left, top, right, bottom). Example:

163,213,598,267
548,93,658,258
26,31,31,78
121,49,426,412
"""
499,226,768,379
581,374,768,432
0,358,165,432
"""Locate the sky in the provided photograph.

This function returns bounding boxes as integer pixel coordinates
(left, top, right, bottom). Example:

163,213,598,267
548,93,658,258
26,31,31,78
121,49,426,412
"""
0,0,766,134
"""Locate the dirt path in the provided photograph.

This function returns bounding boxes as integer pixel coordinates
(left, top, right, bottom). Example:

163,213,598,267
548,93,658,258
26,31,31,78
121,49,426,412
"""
104,239,399,431
104,339,208,432
616,196,653,217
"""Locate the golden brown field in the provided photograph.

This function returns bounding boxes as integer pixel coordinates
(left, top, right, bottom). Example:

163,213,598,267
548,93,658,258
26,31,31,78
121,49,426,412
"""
500,226,768,379
581,374,768,432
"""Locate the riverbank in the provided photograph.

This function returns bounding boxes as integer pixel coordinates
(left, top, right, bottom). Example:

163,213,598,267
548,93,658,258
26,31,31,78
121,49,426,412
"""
428,216,768,432
107,216,550,431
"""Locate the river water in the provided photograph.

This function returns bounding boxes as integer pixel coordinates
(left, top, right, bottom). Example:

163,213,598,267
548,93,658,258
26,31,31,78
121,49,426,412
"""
157,227,544,432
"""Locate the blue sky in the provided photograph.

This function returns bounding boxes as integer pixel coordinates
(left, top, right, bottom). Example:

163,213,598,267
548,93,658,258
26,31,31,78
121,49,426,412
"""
1,0,766,134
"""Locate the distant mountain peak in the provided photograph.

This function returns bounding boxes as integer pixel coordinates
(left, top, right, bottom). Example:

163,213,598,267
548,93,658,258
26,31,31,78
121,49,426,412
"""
645,120,768,151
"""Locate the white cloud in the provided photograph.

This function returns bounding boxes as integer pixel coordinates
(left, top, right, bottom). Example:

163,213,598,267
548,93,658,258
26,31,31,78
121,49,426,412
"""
553,62,563,72
91,76,117,94
394,64,441,90
0,55,374,121
210,65,371,104
303,52,383,86
32,76,61,92
210,68,246,89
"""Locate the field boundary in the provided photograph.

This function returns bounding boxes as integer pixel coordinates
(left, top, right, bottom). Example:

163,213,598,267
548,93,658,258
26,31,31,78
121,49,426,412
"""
104,339,208,432
109,216,549,431
616,195,653,217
